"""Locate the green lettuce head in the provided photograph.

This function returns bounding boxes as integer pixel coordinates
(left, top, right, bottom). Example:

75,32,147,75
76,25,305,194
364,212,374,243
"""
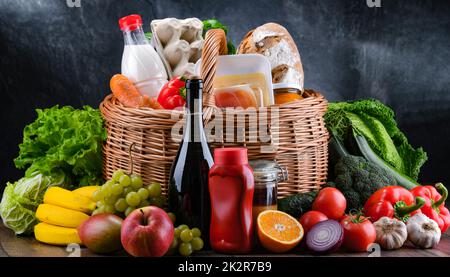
0,171,66,235
14,105,106,187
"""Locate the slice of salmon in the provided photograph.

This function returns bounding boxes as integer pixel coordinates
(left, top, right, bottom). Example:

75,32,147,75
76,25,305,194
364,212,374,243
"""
110,74,161,109
215,88,258,109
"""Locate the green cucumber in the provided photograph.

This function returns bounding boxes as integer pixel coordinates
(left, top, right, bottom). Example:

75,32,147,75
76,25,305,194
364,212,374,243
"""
329,135,349,159
352,133,420,190
328,134,350,181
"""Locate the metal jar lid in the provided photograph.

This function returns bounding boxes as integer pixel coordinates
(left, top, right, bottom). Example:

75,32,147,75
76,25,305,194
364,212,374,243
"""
272,83,302,91
249,160,288,184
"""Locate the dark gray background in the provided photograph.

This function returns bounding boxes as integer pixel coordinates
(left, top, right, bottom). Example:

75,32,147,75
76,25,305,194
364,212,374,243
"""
1,0,449,189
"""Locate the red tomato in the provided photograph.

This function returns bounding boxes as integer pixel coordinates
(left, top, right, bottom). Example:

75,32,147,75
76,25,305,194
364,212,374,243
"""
312,188,346,220
340,214,376,252
299,211,328,233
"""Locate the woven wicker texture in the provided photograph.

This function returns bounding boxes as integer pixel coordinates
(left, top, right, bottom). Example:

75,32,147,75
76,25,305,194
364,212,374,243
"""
200,28,228,122
100,95,184,195
100,29,329,198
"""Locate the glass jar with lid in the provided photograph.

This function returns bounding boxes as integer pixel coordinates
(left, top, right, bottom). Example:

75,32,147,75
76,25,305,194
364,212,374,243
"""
249,160,288,223
273,83,303,105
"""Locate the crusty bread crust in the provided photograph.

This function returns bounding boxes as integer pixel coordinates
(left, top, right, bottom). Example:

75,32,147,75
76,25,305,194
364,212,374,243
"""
238,23,304,90
238,29,256,53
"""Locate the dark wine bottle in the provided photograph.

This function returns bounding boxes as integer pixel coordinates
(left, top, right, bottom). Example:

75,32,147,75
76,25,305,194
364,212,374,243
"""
168,78,213,245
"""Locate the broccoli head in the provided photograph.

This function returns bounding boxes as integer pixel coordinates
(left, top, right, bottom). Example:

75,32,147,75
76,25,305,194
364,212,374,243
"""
329,155,396,211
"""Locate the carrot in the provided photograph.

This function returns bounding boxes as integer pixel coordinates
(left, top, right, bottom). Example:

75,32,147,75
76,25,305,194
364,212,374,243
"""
142,95,163,109
110,74,161,109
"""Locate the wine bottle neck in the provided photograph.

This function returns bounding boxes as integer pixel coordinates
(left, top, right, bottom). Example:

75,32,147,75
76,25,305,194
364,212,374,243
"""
186,91,202,114
184,80,206,143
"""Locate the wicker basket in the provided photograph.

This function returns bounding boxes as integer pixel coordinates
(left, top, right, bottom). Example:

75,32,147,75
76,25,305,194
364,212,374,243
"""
100,29,329,198
100,96,183,195
205,90,329,197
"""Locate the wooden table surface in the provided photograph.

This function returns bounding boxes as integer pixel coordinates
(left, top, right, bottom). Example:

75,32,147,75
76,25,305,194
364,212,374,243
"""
1,223,449,257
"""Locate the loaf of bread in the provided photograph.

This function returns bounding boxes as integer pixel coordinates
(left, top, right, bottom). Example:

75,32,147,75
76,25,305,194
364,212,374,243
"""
238,23,304,91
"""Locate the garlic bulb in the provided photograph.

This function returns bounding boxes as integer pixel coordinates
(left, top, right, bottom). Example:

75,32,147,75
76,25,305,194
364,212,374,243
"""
407,214,441,249
373,217,408,250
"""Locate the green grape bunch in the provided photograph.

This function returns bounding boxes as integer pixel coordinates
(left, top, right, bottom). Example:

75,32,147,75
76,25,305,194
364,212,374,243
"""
91,169,166,217
166,223,204,256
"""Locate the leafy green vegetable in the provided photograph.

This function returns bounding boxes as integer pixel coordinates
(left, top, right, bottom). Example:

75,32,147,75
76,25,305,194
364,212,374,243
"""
14,106,106,187
2,105,104,235
202,19,228,36
324,99,427,181
327,135,397,211
278,191,318,218
0,171,66,234
202,18,236,55
349,133,420,190
145,32,152,41
227,41,236,55
327,155,396,212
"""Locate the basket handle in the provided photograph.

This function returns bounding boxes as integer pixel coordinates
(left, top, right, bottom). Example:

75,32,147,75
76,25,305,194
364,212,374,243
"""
200,29,228,121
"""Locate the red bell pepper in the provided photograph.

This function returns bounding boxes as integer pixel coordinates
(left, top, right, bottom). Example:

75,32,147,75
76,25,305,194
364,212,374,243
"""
364,186,425,222
157,76,186,109
410,183,450,232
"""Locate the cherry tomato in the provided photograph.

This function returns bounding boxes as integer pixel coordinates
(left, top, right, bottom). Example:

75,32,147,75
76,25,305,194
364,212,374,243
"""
312,187,346,220
299,211,328,233
340,214,376,252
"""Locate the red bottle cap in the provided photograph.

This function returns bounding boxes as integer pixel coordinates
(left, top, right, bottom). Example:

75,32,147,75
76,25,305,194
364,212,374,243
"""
214,148,248,165
119,14,143,31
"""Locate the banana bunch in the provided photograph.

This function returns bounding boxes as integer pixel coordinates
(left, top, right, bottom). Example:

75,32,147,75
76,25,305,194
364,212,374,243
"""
34,186,99,246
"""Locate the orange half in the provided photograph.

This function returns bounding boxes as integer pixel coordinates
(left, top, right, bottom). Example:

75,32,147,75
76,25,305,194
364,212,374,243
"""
257,210,304,253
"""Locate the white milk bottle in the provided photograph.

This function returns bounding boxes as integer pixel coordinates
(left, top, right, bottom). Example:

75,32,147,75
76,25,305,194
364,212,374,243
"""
119,14,167,98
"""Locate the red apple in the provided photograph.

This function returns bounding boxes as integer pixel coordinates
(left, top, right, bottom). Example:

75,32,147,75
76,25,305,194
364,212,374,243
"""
121,206,174,257
78,213,123,254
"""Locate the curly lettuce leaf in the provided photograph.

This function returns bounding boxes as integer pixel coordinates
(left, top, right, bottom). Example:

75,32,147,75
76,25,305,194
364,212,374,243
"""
346,112,405,175
325,99,398,138
325,99,427,180
394,132,428,181
14,106,106,187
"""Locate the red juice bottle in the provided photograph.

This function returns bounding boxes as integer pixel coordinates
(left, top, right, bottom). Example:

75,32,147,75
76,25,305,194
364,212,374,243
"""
209,148,254,254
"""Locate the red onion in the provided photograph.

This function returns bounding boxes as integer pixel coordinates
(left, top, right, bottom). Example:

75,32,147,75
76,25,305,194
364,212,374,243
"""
306,220,344,253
